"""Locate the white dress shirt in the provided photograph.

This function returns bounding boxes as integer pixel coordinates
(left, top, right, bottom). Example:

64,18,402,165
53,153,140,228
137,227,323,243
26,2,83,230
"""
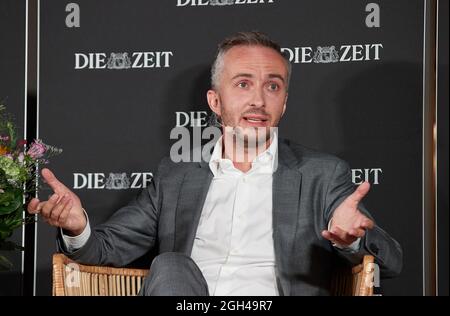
190,136,279,296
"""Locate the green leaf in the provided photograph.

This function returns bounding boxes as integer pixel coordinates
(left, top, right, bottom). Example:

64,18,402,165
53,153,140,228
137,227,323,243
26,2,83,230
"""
0,189,23,215
6,122,17,148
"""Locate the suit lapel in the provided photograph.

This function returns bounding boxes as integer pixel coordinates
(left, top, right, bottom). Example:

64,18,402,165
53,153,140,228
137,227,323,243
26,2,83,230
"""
174,162,213,255
272,141,302,295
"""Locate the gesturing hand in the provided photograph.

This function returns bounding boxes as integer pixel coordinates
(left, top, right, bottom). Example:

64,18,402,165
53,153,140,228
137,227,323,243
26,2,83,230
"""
321,182,375,248
27,168,86,236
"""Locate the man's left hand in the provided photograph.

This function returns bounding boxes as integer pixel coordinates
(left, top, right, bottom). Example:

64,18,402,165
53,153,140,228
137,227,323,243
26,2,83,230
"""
321,181,375,248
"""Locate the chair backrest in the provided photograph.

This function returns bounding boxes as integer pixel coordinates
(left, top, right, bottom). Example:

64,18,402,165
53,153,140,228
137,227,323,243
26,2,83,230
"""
331,255,376,296
53,253,375,296
52,253,149,296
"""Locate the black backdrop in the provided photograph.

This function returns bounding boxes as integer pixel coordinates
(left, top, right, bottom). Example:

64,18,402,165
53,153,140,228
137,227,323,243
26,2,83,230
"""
0,0,448,296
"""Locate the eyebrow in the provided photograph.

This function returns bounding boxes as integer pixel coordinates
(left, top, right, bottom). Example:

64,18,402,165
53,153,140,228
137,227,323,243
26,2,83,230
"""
231,73,286,83
268,74,285,83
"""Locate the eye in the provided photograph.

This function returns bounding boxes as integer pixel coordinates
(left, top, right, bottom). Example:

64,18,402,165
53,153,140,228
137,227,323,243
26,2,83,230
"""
237,81,249,89
267,82,280,91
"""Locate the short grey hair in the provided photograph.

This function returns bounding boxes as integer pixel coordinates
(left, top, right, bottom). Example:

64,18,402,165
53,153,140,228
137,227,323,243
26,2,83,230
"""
211,31,292,91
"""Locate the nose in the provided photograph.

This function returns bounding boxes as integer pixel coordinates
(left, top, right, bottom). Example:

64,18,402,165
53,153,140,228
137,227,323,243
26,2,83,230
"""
250,86,265,108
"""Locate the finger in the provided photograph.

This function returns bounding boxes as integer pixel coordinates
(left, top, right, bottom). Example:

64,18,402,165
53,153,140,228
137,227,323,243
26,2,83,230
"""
331,231,357,246
330,226,357,245
49,195,70,222
322,230,350,246
348,228,366,238
322,230,337,242
348,181,371,205
37,201,45,212
330,225,349,240
41,168,68,194
41,193,59,218
58,199,73,225
360,217,375,229
27,198,41,214
46,193,63,204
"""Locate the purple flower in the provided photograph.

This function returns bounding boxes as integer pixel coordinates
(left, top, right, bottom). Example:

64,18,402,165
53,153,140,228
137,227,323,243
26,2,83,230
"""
27,140,47,159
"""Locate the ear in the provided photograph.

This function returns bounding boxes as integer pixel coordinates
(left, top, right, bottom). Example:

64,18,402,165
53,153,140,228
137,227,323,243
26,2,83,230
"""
281,93,288,117
207,89,221,116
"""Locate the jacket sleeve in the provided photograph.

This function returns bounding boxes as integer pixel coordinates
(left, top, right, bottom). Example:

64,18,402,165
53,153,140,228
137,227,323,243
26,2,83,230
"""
324,159,403,278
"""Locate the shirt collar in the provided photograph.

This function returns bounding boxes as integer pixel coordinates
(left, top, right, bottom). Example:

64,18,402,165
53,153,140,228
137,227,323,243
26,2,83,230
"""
209,132,278,177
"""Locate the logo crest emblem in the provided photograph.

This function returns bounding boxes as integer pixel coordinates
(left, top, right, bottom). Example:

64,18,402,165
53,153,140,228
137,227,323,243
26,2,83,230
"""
313,46,339,63
107,53,132,69
105,173,131,189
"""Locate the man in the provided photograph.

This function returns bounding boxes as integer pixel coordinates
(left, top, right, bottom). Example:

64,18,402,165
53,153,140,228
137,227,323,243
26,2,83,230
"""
28,31,402,296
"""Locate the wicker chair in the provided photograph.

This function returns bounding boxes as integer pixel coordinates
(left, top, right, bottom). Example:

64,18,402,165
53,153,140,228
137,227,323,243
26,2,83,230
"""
331,255,376,296
52,253,376,296
52,253,149,296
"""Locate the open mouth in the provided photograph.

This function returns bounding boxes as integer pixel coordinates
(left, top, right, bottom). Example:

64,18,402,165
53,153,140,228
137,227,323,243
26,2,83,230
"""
242,115,269,124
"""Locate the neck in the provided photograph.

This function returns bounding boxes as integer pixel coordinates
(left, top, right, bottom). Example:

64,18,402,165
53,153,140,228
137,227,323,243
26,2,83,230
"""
222,136,272,173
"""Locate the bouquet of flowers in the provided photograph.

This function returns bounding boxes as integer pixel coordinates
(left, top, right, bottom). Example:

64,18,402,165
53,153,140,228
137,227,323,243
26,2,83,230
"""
0,104,62,270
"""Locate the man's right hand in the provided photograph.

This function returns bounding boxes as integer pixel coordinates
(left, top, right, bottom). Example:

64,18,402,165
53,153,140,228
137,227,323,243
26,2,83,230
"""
27,168,87,236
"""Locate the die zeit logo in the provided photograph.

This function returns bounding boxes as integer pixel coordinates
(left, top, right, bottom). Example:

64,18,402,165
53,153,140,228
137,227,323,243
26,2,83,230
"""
74,51,173,69
73,172,153,190
281,44,384,63
177,0,274,6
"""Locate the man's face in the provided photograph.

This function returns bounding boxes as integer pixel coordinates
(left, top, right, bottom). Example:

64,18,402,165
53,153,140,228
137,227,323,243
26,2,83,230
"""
207,45,289,132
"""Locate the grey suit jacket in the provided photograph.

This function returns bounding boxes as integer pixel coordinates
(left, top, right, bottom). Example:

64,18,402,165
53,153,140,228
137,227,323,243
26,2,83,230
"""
59,138,402,295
